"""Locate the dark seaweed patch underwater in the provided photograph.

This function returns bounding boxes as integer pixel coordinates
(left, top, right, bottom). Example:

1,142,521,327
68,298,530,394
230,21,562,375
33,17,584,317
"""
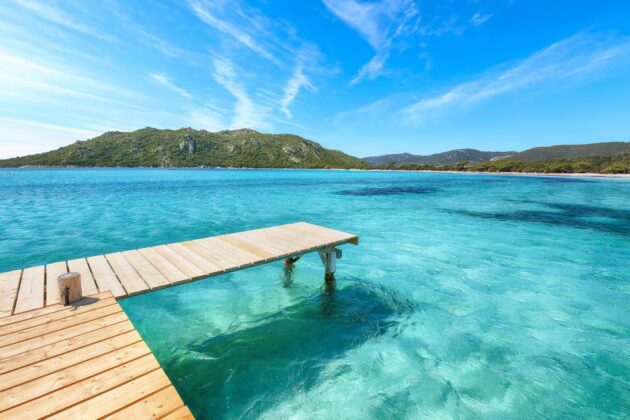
160,283,413,418
336,186,438,196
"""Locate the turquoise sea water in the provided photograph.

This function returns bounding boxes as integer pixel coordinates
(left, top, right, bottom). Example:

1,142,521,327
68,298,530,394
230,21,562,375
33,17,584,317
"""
1,169,629,418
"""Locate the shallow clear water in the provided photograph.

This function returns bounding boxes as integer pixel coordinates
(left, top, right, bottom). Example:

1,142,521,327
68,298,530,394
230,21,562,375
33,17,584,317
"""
1,169,629,419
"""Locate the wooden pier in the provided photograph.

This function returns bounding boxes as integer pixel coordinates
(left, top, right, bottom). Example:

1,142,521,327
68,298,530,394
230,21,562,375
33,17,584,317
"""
0,222,359,418
0,293,194,418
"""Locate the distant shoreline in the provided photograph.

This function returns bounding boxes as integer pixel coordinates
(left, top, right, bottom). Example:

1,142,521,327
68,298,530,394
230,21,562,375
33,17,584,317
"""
1,166,629,178
353,169,630,178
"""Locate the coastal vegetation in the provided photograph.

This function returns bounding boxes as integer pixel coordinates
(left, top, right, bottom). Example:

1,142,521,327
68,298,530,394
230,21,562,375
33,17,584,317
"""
376,153,630,174
362,149,515,165
0,128,367,169
0,127,628,174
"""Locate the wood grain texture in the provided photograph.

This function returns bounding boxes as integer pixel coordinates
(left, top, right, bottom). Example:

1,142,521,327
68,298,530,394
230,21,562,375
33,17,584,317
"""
0,297,191,419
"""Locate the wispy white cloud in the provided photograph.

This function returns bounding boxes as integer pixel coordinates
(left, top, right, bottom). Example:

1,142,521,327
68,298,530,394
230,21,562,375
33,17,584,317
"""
150,73,192,99
280,64,316,119
404,33,630,123
470,12,492,27
188,0,279,65
10,0,116,42
322,0,419,84
212,58,271,129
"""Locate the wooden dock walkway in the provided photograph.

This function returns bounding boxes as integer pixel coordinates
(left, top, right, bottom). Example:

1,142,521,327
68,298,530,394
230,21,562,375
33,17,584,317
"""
0,292,193,418
0,222,358,316
0,222,358,418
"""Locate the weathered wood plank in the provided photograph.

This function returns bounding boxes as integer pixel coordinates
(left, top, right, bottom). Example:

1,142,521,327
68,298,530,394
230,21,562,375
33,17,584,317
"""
44,261,67,307
201,237,262,264
215,235,276,259
0,296,188,419
181,240,236,271
0,337,148,406
153,245,206,279
47,369,172,419
0,319,134,374
122,250,170,290
105,252,150,296
88,255,127,297
137,247,188,284
14,265,45,314
0,295,116,337
67,257,99,295
168,242,223,274
286,222,358,244
0,355,159,419
0,292,112,328
0,303,123,348
0,311,128,359
162,405,195,420
104,386,186,420
0,270,21,318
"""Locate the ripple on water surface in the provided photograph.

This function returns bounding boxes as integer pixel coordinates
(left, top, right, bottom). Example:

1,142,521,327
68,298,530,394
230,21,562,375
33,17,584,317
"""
2,169,629,418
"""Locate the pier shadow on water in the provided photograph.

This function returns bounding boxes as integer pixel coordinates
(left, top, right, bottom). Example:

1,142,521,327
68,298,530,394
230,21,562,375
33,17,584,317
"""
446,201,630,236
166,283,413,418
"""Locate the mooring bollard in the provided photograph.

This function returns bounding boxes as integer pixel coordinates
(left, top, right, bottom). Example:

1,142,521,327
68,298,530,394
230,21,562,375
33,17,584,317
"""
58,272,82,305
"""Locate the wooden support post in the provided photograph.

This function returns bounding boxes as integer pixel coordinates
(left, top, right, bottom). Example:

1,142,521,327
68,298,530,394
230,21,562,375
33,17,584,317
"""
58,272,82,305
319,248,342,284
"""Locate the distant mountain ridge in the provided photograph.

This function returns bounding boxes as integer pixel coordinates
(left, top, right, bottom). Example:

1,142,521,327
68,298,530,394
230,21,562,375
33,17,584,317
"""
0,127,366,168
508,142,630,161
362,149,515,165
363,142,630,165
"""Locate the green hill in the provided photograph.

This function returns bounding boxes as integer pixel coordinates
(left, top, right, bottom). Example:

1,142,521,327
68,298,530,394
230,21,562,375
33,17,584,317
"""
508,142,630,161
0,128,366,169
363,149,515,165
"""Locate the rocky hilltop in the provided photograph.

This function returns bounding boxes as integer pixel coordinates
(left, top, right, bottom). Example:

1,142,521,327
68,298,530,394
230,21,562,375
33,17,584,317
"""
0,128,366,169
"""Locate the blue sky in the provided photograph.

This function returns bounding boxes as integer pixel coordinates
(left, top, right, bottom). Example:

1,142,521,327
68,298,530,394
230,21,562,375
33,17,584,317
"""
1,0,630,158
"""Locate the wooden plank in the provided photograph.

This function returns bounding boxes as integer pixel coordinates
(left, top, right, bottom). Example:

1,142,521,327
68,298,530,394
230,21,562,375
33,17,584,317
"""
153,245,206,279
0,296,116,337
201,237,263,264
137,247,188,284
0,303,123,348
255,229,310,249
14,265,45,314
215,235,276,259
105,252,150,296
162,405,195,420
286,222,358,244
235,231,294,254
67,257,99,295
193,238,255,268
122,250,170,290
0,319,135,375
0,292,112,328
88,255,127,297
104,386,186,420
45,261,67,306
167,243,223,274
0,270,21,318
182,240,236,271
0,312,128,359
47,369,172,419
0,355,159,419
247,229,315,253
0,337,149,407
